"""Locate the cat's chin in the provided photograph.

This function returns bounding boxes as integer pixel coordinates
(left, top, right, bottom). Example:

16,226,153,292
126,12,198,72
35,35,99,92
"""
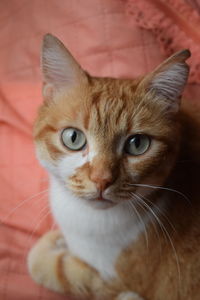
86,198,116,210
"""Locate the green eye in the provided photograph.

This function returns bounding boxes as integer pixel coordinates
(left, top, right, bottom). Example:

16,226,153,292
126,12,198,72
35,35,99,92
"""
61,128,86,151
124,134,151,156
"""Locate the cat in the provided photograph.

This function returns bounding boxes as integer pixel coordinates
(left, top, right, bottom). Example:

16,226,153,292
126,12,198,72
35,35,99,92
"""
28,34,200,300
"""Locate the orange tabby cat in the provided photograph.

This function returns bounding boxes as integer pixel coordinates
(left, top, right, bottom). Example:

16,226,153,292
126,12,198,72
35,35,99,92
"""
28,34,200,300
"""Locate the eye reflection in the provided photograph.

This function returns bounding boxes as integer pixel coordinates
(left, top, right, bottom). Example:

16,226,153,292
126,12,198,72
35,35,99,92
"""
124,134,151,156
61,128,86,151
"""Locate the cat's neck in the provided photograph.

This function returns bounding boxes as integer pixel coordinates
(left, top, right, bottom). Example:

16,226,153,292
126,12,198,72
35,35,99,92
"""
180,99,200,162
49,175,166,279
49,175,144,234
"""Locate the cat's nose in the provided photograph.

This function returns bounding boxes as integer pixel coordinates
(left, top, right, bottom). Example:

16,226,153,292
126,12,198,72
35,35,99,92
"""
90,168,113,191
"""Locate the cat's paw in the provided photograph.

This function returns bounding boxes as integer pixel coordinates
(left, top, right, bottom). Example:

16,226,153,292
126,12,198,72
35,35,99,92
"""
116,291,144,300
54,234,67,250
28,230,68,293
44,230,67,249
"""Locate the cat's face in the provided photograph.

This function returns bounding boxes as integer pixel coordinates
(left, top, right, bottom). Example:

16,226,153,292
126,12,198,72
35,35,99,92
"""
34,34,190,209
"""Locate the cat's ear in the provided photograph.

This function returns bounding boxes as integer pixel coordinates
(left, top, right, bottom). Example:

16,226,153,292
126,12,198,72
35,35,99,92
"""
139,49,191,112
42,34,87,100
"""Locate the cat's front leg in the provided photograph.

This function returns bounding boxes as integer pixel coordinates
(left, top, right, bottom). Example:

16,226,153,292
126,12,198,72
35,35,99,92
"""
28,231,145,300
28,230,69,293
28,230,104,298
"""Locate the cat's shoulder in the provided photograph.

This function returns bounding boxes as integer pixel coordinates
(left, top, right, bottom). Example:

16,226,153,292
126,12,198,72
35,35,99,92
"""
180,98,200,161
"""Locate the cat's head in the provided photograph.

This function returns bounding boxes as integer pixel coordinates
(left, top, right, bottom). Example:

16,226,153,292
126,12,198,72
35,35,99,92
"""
34,34,190,209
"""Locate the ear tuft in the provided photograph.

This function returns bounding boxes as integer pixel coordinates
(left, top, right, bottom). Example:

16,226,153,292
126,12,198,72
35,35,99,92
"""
150,61,189,100
42,34,87,99
141,49,191,112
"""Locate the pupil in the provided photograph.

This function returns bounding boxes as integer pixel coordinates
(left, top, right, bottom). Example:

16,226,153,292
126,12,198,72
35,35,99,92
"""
134,135,141,148
71,131,77,143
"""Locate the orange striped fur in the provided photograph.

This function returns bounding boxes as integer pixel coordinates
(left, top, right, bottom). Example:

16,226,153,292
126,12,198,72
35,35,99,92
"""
28,34,200,300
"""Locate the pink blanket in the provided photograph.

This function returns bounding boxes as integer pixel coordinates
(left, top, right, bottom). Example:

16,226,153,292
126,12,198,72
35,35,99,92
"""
0,0,199,299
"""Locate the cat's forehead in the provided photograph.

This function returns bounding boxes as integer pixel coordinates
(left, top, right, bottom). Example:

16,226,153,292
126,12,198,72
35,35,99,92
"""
84,77,164,139
38,77,171,142
48,78,140,131
84,78,140,133
87,95,131,135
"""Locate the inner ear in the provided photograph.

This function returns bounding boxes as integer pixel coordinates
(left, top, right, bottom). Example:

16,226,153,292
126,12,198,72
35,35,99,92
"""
138,49,191,112
42,34,88,100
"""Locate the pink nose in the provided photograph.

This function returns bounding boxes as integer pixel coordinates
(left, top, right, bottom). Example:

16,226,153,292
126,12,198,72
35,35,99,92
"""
90,168,112,191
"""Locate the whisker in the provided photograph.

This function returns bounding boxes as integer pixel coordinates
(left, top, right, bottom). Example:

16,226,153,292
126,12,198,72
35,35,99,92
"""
127,197,149,249
50,220,57,231
27,203,50,243
131,195,162,255
137,191,176,233
24,207,52,264
0,189,49,226
133,192,181,288
127,183,190,205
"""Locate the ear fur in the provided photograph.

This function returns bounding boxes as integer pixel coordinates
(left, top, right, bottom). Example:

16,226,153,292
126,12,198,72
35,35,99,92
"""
42,34,87,100
139,49,191,112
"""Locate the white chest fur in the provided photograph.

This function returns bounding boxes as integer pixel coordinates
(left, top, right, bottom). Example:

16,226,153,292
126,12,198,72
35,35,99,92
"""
50,177,144,279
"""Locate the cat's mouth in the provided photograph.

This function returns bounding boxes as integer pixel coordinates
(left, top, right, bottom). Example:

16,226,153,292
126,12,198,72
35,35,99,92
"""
96,190,117,204
96,191,108,201
96,195,113,203
88,192,116,209
91,199,115,209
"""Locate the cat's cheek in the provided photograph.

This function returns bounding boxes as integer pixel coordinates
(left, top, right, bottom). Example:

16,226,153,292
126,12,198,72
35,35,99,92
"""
38,158,57,174
126,158,141,182
56,152,88,182
35,142,56,168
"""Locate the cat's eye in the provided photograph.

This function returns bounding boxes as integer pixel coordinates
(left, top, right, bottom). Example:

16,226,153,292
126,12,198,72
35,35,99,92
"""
124,134,151,156
61,128,86,151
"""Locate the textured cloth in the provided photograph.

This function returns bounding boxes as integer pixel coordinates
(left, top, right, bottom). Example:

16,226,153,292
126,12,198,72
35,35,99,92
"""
0,0,199,299
125,0,200,83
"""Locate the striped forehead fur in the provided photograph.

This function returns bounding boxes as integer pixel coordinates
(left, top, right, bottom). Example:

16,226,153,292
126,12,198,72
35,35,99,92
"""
34,75,180,151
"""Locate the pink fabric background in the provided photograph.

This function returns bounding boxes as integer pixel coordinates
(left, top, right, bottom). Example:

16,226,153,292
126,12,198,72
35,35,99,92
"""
126,0,200,83
0,1,199,299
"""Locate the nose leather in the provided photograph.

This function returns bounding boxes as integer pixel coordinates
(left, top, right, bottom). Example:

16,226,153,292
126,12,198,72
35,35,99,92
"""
90,167,113,191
